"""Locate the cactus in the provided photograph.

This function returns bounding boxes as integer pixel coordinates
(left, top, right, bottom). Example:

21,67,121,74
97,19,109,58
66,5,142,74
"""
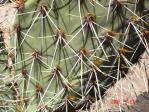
0,0,149,111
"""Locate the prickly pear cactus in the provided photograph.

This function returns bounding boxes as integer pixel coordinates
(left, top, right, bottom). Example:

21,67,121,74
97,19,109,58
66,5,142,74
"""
0,0,149,111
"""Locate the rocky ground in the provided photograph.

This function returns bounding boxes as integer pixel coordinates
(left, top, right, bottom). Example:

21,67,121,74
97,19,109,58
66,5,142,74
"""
91,52,149,112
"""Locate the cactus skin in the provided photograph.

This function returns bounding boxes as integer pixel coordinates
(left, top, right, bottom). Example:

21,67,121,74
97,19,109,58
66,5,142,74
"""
0,0,149,111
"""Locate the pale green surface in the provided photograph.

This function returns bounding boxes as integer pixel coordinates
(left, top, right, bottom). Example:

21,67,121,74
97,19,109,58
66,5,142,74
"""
0,0,149,111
